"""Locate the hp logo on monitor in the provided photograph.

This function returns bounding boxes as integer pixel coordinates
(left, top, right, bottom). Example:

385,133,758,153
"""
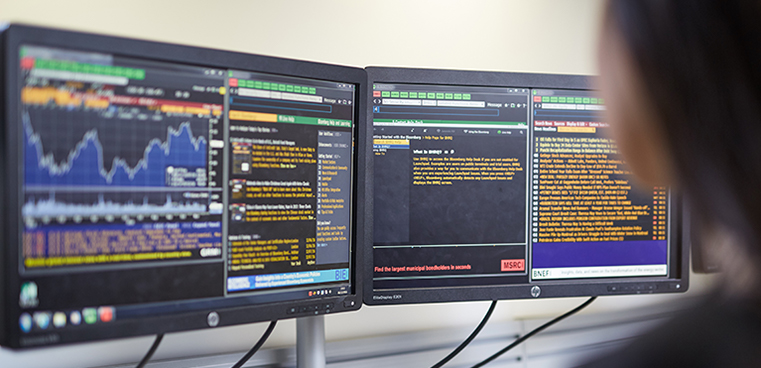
530,286,541,298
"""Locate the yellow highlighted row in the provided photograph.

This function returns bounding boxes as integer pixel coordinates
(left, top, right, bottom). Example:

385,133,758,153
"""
159,105,217,116
374,139,410,145
24,251,193,268
558,127,596,133
22,86,82,106
229,110,278,122
22,87,222,116
185,106,210,115
161,105,184,113
84,99,109,109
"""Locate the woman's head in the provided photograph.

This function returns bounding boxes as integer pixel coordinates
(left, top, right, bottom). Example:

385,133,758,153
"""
599,1,761,260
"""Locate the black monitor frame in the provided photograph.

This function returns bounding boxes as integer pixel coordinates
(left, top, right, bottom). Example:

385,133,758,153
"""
364,66,688,305
0,24,370,348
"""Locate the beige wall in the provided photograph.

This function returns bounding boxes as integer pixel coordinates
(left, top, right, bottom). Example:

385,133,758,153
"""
0,1,716,367
2,0,603,73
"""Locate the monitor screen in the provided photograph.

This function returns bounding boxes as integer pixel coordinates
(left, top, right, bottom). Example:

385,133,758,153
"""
366,67,686,305
1,25,367,348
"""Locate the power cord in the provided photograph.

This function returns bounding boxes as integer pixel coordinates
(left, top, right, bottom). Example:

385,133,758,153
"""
135,333,163,368
471,296,597,368
231,320,278,368
431,300,498,368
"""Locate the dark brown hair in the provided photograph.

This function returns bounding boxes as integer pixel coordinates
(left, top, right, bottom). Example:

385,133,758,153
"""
606,1,761,259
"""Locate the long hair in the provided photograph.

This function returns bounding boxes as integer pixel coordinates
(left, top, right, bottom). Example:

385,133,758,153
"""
606,1,761,261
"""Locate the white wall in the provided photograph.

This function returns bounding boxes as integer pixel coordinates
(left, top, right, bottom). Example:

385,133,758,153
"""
0,1,717,367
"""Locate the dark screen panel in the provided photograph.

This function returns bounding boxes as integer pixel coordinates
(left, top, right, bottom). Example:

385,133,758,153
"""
365,67,687,305
372,83,531,290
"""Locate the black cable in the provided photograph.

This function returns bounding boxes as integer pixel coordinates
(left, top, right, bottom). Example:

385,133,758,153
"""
471,296,597,368
231,320,278,368
431,300,498,368
135,333,163,368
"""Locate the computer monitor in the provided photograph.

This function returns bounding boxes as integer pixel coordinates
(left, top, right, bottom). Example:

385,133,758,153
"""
0,24,369,348
365,67,687,305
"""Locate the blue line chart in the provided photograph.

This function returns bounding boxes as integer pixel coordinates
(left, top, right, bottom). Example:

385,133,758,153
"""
23,113,207,188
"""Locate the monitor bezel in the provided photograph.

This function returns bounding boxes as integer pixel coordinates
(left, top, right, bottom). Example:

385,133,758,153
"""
363,66,688,306
0,23,369,348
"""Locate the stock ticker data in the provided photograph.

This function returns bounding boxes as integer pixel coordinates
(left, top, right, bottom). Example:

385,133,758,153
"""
371,84,672,295
15,45,355,335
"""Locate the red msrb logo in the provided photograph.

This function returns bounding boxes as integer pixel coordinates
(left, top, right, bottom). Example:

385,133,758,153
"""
501,259,525,272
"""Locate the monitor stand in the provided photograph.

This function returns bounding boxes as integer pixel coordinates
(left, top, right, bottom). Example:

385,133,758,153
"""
296,315,326,368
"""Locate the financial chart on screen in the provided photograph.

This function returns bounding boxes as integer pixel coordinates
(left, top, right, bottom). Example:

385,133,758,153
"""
14,44,356,341
370,80,676,303
20,45,226,269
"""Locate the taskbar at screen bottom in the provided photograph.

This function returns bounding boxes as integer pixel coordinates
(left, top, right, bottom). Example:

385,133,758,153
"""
120,280,352,319
16,281,351,340
14,280,356,348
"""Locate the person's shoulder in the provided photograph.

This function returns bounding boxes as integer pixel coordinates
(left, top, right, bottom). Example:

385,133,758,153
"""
576,296,761,368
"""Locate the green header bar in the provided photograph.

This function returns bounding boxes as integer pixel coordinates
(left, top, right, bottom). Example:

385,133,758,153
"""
376,91,475,100
278,115,352,128
542,95,603,105
239,79,317,95
33,59,145,80
374,119,525,126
